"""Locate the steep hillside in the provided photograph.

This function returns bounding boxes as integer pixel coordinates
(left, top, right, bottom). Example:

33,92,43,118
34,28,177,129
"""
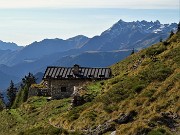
48,31,180,135
0,27,179,135
0,50,14,64
0,97,72,135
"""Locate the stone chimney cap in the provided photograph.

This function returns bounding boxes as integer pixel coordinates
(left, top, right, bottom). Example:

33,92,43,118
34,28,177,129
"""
74,64,80,68
73,64,80,75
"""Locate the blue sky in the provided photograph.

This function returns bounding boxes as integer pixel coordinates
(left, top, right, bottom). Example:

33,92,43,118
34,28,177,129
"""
0,0,179,46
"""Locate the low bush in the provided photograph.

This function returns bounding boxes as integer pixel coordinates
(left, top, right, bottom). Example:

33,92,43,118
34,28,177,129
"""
133,84,146,93
84,111,97,121
144,89,156,98
103,103,119,113
147,128,170,135
146,44,166,56
139,63,173,82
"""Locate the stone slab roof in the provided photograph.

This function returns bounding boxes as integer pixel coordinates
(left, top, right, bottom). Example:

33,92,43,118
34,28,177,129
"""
43,65,111,80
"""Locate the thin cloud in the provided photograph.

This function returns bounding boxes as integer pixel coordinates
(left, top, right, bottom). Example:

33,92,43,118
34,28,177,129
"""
0,0,178,9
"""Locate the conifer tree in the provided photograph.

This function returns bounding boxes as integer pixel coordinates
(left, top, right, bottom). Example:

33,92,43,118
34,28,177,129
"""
19,73,36,101
12,73,36,108
7,80,17,107
22,72,36,87
131,48,135,55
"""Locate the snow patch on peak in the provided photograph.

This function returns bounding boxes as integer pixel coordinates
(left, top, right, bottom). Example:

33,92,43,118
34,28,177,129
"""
101,20,177,38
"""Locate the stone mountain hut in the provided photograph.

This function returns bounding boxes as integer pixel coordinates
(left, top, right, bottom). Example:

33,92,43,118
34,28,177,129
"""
29,64,112,99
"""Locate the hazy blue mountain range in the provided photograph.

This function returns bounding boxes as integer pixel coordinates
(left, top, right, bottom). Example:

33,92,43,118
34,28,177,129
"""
0,70,19,90
0,40,23,51
0,35,89,66
0,20,177,66
54,50,133,67
0,20,177,91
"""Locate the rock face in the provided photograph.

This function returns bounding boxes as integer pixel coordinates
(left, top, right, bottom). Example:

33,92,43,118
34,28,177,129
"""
71,95,85,107
135,128,151,135
110,131,116,135
114,110,137,124
84,111,137,135
86,120,115,135
150,112,180,130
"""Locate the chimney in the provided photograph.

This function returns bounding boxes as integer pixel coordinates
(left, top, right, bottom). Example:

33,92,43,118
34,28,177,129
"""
73,64,80,75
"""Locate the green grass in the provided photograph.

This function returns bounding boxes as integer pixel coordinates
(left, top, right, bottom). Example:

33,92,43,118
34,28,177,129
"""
0,97,72,135
148,128,171,135
18,125,64,135
0,32,180,135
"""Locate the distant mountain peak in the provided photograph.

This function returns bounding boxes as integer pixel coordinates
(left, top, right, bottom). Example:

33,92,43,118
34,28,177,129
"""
117,19,125,23
81,20,178,51
67,35,89,48
102,20,177,36
154,20,160,24
67,35,89,41
0,40,23,51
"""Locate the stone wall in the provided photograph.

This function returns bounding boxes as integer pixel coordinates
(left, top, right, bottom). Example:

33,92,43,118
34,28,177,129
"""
50,79,88,99
28,79,90,99
28,88,51,98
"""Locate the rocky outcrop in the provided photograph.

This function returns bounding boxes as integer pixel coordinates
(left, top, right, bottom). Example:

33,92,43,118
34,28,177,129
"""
86,120,115,135
71,95,85,107
150,112,180,130
135,128,151,135
114,110,137,124
110,131,116,135
85,111,137,135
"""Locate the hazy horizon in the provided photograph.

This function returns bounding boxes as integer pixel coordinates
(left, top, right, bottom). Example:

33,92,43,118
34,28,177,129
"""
0,0,179,46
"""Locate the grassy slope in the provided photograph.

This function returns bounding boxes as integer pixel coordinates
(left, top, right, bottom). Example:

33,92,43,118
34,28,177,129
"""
0,33,179,135
0,97,72,135
50,32,180,134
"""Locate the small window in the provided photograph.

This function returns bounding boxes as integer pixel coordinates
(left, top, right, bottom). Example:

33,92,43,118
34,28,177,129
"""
61,87,67,92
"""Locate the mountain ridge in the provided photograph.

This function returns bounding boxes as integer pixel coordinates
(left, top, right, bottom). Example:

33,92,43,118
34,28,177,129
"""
0,40,23,51
81,20,177,51
0,20,178,91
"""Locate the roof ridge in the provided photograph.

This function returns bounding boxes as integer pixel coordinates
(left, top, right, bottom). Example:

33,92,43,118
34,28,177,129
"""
47,66,110,69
